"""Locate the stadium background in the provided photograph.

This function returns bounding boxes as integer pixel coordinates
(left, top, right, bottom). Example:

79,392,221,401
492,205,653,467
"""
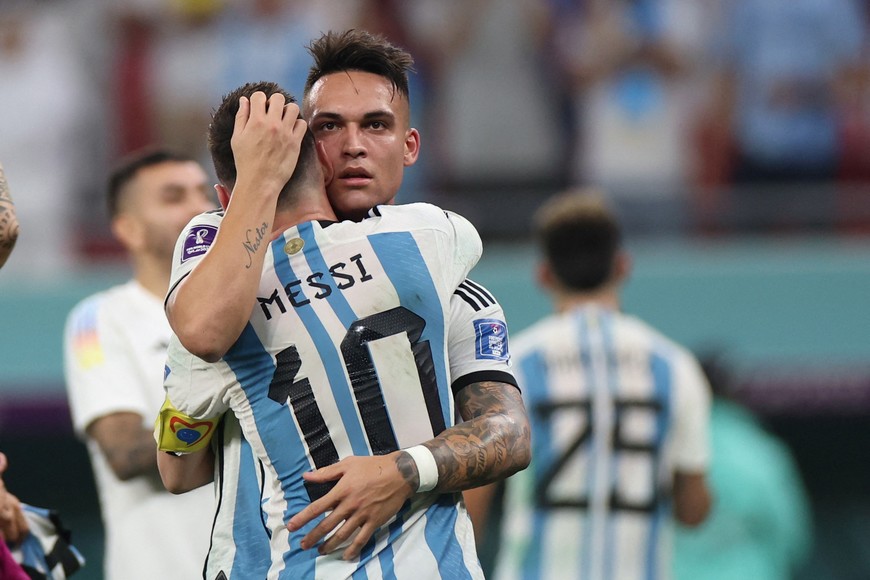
2,1,870,578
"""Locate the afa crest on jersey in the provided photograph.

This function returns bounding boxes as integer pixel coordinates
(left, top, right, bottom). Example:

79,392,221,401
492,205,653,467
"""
474,318,510,361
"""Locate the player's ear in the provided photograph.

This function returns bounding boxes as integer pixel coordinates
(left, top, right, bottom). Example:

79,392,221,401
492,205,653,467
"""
613,250,632,284
215,184,230,210
111,213,144,253
403,128,420,166
536,261,556,291
316,141,334,186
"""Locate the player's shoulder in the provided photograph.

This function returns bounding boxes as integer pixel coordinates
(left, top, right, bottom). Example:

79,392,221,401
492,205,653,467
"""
66,281,135,323
620,313,700,368
366,202,440,220
366,203,469,229
180,209,224,233
510,314,560,360
174,210,223,264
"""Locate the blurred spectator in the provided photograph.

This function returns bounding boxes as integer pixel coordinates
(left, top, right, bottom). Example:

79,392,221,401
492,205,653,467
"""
547,0,717,199
707,0,866,186
674,352,813,580
418,0,563,191
144,0,357,167
0,0,95,276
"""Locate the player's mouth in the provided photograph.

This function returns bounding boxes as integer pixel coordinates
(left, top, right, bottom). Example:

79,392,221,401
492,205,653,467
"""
338,167,373,187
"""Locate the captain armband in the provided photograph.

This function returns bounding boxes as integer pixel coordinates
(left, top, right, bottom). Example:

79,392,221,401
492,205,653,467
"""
154,397,218,454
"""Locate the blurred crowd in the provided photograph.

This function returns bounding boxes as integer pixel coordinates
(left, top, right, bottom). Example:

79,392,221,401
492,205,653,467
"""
1,0,870,276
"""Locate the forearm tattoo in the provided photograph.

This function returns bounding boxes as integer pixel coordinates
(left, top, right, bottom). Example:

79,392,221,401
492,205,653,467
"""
0,163,20,265
396,449,420,493
423,381,531,493
243,222,269,269
104,429,160,481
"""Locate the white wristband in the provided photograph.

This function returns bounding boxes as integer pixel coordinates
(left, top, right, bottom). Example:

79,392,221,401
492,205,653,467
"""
405,445,439,493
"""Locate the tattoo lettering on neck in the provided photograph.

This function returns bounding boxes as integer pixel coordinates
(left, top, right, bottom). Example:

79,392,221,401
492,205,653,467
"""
396,450,420,493
243,222,269,269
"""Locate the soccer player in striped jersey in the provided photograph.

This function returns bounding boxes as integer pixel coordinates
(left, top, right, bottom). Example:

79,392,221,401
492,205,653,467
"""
158,29,523,579
466,190,712,580
156,81,530,579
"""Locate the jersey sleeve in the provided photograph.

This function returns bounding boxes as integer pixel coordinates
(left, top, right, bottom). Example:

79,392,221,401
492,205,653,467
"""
444,209,482,275
63,295,152,436
670,351,712,471
163,335,231,420
447,278,518,396
165,210,223,307
154,396,220,454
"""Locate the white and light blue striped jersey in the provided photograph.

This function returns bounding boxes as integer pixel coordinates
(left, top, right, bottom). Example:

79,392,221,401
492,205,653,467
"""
201,276,517,580
495,304,710,580
204,412,271,580
165,203,486,579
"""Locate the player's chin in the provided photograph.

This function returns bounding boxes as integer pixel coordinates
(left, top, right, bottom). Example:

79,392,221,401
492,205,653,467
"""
334,190,384,219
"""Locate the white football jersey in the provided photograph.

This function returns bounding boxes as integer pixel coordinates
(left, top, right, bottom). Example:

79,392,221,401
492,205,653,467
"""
63,280,213,580
165,203,488,579
495,304,710,580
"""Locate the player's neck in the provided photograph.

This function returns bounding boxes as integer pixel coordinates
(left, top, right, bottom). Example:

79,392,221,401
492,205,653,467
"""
554,289,620,314
133,254,171,300
270,194,339,239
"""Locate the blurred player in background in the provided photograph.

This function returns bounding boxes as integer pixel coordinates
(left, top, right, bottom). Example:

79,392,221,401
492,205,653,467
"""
466,189,712,580
0,162,20,269
62,149,215,579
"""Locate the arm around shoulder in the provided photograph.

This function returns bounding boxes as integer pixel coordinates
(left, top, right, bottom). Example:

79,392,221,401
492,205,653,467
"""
425,380,531,493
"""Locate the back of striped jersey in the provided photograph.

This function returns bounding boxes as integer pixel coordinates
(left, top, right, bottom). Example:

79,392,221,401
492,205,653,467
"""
496,304,710,580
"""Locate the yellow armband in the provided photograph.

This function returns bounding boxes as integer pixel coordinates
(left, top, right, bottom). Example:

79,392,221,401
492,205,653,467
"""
154,397,218,454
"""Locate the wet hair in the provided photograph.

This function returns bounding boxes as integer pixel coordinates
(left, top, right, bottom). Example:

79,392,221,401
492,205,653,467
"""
208,81,318,208
533,189,622,291
107,148,195,218
304,29,414,102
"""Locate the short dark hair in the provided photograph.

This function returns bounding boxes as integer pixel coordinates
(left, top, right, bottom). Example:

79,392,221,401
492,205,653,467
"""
107,148,195,218
533,190,622,291
208,81,318,208
304,29,414,103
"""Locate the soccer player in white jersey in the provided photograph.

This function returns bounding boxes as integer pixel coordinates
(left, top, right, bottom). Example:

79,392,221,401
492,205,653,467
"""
156,81,530,579
466,190,713,580
63,149,215,580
